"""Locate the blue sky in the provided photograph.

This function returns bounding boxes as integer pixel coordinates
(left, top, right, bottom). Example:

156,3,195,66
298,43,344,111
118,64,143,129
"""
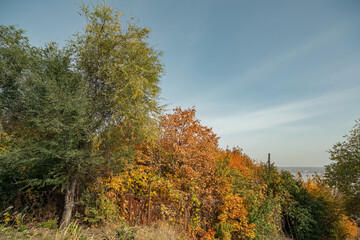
1,0,359,167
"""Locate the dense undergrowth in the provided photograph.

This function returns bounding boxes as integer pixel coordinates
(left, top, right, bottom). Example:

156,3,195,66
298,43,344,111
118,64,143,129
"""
1,108,358,239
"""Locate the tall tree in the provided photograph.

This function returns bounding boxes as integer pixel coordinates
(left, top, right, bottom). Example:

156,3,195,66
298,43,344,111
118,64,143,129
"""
154,107,220,189
0,2,163,227
72,2,163,138
67,2,164,224
70,2,164,177
325,118,360,220
0,39,94,226
151,107,222,229
0,25,34,204
0,25,33,135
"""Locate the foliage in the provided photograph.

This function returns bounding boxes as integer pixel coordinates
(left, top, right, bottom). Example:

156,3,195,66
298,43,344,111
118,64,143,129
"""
0,25,35,204
37,219,58,229
333,215,358,240
148,107,223,232
279,170,358,240
116,222,136,240
0,25,33,130
153,107,220,186
72,1,163,147
0,1,358,238
325,118,360,220
3,42,93,186
304,176,359,240
1,1,164,226
246,163,282,240
17,225,27,232
280,171,317,239
216,195,255,239
80,181,119,225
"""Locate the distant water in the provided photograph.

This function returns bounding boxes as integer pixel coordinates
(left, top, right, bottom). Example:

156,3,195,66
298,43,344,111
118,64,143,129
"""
278,167,325,180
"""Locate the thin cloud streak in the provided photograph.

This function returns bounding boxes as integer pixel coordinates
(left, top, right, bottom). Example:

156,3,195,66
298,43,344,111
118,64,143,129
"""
207,87,360,135
197,21,355,99
235,22,351,81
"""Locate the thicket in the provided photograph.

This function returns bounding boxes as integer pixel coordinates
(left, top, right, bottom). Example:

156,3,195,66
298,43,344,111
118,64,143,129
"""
325,119,360,221
0,2,358,240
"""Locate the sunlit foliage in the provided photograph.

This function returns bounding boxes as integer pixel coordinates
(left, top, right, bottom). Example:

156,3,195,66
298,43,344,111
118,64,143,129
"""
326,118,360,220
0,1,358,239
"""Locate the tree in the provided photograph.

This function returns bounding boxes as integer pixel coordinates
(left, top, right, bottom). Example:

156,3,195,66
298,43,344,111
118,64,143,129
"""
149,107,222,232
0,25,33,136
70,1,164,181
67,2,163,225
325,118,360,220
0,1,163,227
153,107,220,191
72,2,163,138
0,25,35,205
0,39,94,226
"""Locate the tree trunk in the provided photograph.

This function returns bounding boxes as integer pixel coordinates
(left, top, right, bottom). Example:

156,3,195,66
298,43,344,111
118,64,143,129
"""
59,178,77,228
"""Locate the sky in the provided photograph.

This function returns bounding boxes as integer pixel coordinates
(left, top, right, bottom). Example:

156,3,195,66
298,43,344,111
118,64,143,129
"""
1,0,359,167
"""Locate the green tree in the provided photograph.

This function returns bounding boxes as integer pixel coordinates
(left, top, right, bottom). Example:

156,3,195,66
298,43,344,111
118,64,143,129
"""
0,39,95,226
0,1,163,227
67,2,163,225
0,25,33,136
70,1,164,183
0,25,34,205
325,119,360,220
72,2,163,139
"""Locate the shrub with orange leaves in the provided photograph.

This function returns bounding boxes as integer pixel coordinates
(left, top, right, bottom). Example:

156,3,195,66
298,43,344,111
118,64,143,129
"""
227,147,260,181
154,107,220,187
294,175,358,240
216,195,256,239
147,107,224,229
335,215,358,240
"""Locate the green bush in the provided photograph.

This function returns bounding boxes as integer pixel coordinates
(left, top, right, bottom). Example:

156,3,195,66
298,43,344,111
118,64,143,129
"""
80,185,119,225
37,218,58,229
116,222,136,240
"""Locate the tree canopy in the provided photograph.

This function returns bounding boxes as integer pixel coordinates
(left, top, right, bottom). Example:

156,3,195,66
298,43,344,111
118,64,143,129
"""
0,1,164,227
325,118,360,219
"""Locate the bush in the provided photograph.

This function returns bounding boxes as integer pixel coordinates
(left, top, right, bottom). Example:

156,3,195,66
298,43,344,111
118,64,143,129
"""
37,218,58,229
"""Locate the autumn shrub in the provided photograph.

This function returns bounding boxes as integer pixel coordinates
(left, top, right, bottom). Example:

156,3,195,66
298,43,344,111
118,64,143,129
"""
325,119,360,221
281,172,337,239
216,194,255,239
116,221,136,240
304,177,358,240
80,181,119,225
333,215,358,240
80,166,154,225
37,218,58,229
9,105,352,240
247,166,282,239
224,150,282,239
144,107,224,234
280,171,315,239
278,170,359,240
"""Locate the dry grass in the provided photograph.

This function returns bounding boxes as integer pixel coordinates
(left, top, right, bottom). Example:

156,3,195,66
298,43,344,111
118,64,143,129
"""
0,221,188,240
134,221,187,240
0,222,92,240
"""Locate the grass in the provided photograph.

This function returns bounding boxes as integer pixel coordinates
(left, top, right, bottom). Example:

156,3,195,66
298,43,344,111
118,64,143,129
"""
0,220,188,240
134,221,187,240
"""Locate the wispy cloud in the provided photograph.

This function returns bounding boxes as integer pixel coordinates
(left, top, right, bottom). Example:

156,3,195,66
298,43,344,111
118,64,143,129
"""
245,23,351,78
200,21,355,97
207,87,360,135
